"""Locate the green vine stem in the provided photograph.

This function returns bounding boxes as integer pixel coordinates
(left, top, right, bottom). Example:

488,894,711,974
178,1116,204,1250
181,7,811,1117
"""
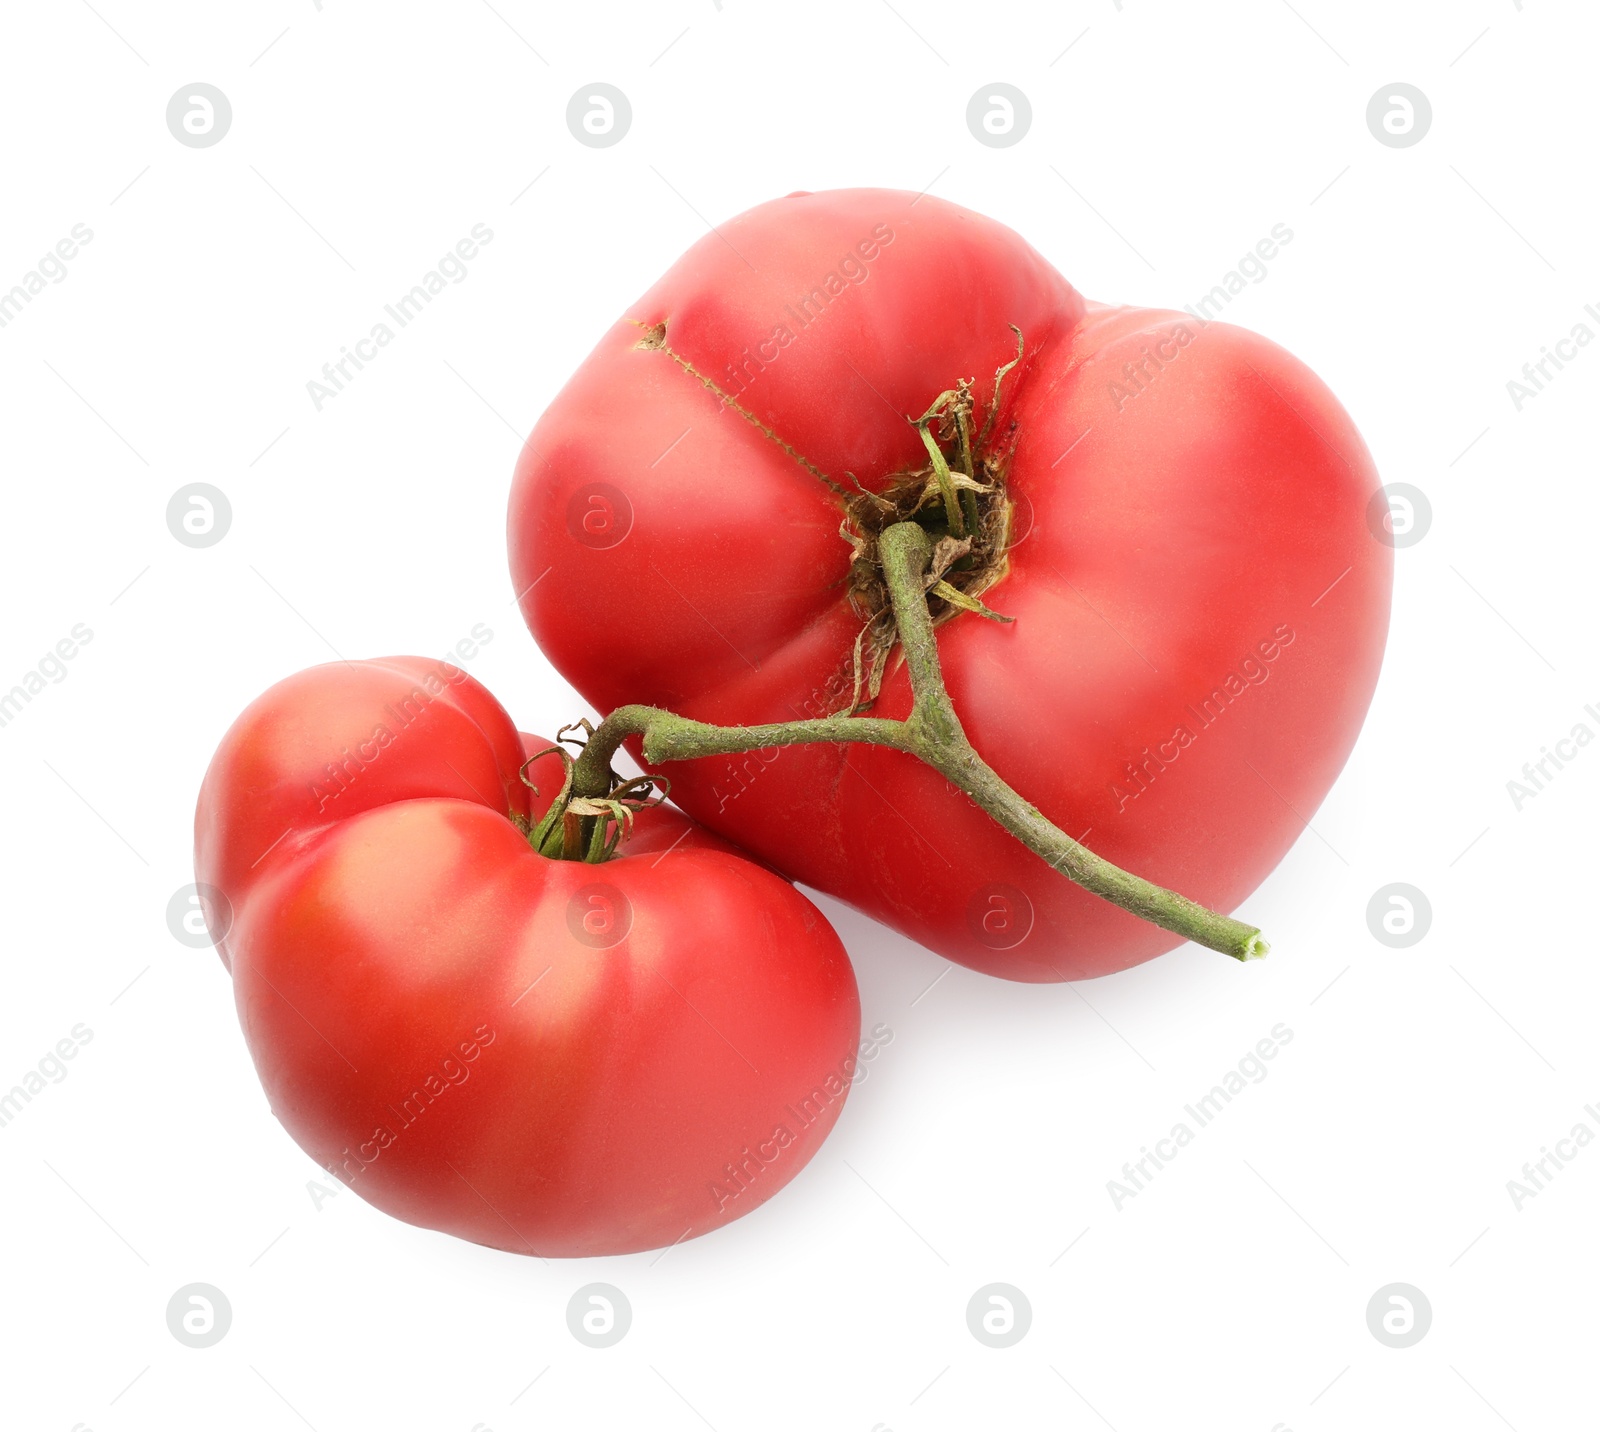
566,520,1268,963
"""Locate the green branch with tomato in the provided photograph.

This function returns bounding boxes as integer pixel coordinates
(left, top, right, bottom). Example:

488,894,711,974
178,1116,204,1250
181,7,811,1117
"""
558,525,1268,963
526,326,1270,962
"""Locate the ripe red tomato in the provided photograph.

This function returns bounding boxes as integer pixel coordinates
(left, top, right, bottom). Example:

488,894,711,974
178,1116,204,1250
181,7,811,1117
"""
509,189,1391,981
194,656,860,1256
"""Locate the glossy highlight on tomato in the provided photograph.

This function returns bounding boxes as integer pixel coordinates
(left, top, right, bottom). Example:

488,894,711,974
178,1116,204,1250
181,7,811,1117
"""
194,656,860,1256
509,188,1391,981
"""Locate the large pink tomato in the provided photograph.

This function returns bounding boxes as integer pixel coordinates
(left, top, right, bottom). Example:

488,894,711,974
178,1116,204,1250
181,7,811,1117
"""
509,189,1391,981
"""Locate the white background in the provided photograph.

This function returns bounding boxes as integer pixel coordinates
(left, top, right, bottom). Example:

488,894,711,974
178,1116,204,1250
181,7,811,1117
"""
1,1,1595,1428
